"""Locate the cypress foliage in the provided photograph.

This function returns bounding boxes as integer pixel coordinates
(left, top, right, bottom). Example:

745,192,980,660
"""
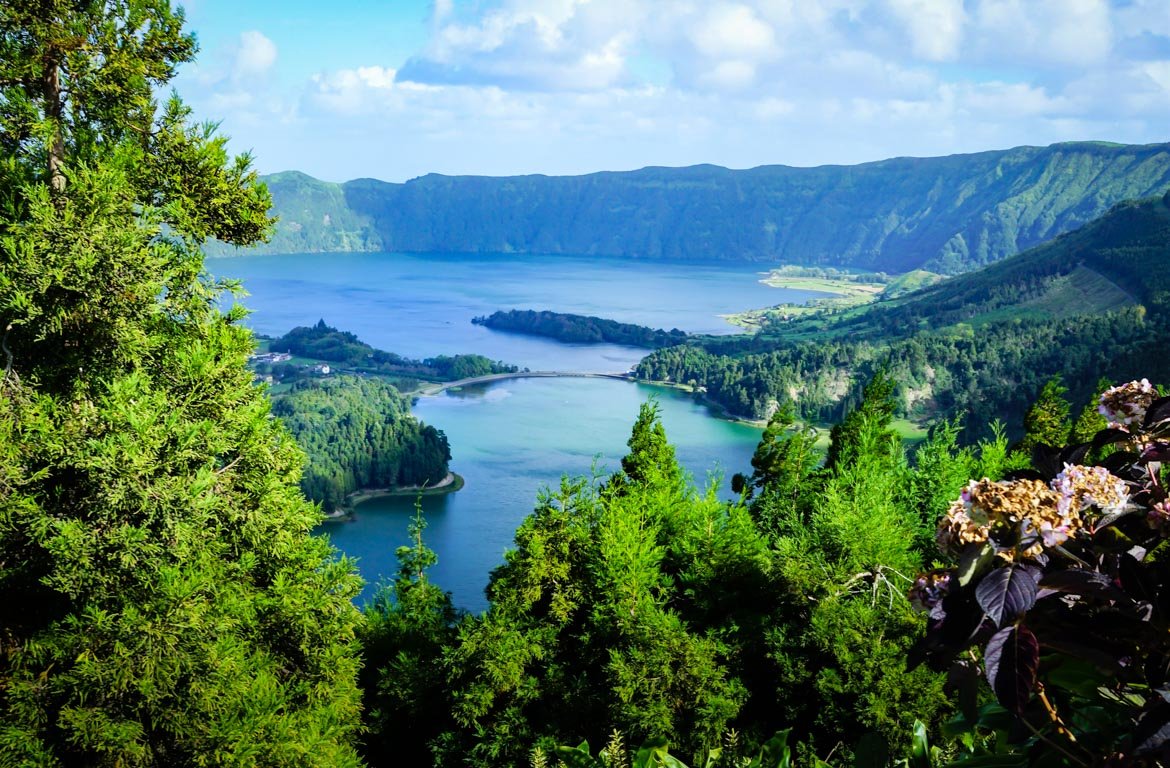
0,3,363,764
1019,375,1072,453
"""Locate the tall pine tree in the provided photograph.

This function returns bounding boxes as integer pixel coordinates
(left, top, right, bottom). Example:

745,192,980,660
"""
0,3,364,764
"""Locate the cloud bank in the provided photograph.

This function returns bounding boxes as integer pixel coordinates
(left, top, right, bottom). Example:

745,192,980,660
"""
184,0,1170,181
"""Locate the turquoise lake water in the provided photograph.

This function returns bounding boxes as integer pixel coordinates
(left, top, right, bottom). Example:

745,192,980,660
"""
214,251,820,611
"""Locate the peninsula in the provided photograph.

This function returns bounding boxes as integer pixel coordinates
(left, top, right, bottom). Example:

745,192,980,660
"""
472,309,689,348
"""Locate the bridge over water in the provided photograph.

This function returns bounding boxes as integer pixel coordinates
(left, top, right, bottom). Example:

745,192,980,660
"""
414,371,634,397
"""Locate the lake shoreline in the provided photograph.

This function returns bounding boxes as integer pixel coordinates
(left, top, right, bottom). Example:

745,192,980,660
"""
320,472,465,522
633,377,768,428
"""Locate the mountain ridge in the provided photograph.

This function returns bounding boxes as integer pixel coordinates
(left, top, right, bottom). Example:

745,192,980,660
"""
635,189,1170,434
211,141,1170,275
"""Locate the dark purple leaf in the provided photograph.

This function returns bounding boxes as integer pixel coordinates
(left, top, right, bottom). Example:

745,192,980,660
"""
1092,428,1134,452
1134,702,1170,755
1038,569,1115,598
946,659,982,722
1041,637,1126,675
1118,552,1155,597
1143,396,1170,428
909,590,987,671
1059,442,1092,466
1030,444,1063,479
1141,442,1170,462
985,625,1039,715
976,564,1040,627
1100,450,1141,474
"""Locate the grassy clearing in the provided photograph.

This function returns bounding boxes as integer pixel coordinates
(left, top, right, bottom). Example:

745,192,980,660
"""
971,266,1135,327
759,272,885,297
809,417,928,452
724,268,897,331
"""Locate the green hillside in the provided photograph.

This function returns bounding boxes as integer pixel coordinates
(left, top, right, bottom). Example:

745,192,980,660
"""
210,170,381,256
636,191,1170,436
210,142,1170,274
823,191,1170,338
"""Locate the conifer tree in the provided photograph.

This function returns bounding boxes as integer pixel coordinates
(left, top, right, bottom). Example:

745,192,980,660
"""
0,3,364,764
616,400,684,490
824,369,898,471
756,372,949,763
1019,375,1072,453
741,402,819,539
434,409,760,767
360,505,460,767
1070,377,1112,444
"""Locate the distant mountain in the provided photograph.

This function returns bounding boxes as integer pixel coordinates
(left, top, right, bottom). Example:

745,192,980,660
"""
209,142,1170,274
812,188,1170,341
636,190,1170,434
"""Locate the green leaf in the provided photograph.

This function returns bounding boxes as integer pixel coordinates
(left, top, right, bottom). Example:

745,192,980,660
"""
633,737,672,768
957,541,996,587
909,720,931,768
751,730,792,768
556,743,606,768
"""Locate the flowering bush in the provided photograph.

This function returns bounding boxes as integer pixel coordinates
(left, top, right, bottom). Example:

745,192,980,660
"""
910,380,1170,766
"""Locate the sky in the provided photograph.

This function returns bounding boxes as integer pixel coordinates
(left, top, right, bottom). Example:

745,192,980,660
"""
172,0,1170,183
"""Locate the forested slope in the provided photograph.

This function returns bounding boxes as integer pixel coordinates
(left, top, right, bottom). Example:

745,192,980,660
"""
637,191,1170,436
211,142,1170,274
270,320,517,381
271,376,451,511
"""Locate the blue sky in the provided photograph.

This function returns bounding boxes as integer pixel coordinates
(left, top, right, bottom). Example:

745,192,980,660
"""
173,0,1170,182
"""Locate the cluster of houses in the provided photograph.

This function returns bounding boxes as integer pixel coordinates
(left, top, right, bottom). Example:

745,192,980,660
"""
250,351,292,364
248,350,332,384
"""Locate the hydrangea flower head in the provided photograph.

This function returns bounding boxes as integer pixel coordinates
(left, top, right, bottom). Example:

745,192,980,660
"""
1052,463,1129,521
909,570,952,613
1098,379,1157,429
937,478,1069,559
1148,500,1170,535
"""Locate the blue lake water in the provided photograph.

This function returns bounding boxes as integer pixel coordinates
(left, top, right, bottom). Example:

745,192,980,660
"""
216,251,819,372
325,377,765,611
213,251,821,611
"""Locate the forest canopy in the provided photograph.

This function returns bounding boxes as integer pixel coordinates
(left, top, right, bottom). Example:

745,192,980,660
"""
0,3,364,763
271,319,517,381
272,375,451,511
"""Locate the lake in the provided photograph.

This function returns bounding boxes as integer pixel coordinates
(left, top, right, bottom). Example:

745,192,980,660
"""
325,377,766,611
214,251,824,611
217,251,822,371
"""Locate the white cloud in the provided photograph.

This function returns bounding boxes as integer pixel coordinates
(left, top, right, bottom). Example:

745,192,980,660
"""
432,0,454,26
958,81,1071,118
310,66,399,114
971,0,1112,66
399,0,637,91
1113,0,1170,41
1142,60,1170,94
179,0,1170,181
691,4,776,60
700,60,758,90
234,31,277,78
886,0,965,61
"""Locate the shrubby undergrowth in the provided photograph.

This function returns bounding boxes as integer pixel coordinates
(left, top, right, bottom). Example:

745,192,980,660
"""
911,378,1170,766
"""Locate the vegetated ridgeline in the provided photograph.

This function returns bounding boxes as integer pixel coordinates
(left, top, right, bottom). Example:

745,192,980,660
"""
472,308,689,349
208,141,1170,274
269,319,517,381
271,375,452,512
636,190,1170,439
